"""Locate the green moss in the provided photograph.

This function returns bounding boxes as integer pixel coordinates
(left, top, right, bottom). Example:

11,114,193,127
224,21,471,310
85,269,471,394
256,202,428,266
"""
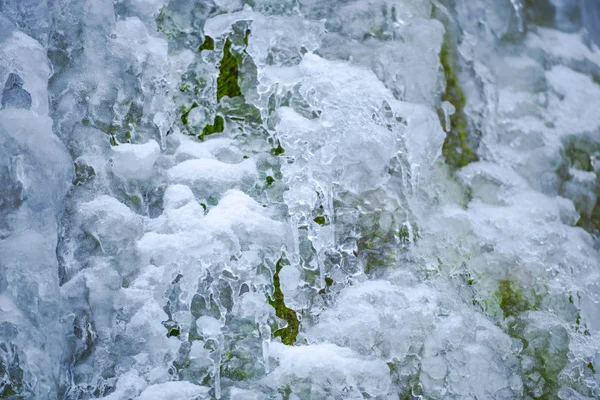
313,216,326,226
497,280,540,319
268,256,300,345
398,225,410,242
439,42,477,169
514,322,569,399
243,29,251,47
217,38,242,102
220,350,255,381
588,362,597,375
388,359,424,399
199,35,215,52
180,101,199,125
155,7,182,40
565,140,593,172
224,100,263,125
221,365,250,381
73,161,96,186
523,0,558,27
162,320,181,338
270,140,285,156
324,277,333,287
364,255,397,274
266,176,275,185
490,283,568,399
199,115,224,140
560,137,600,236
357,212,413,273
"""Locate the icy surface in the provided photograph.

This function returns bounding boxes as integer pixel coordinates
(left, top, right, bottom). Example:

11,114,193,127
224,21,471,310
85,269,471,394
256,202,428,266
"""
1,0,600,399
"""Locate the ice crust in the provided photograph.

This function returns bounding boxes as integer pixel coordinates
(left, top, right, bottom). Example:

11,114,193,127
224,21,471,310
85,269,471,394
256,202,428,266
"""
1,0,600,399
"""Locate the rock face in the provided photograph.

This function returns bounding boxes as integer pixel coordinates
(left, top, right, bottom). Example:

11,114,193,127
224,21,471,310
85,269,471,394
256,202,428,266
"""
1,0,600,399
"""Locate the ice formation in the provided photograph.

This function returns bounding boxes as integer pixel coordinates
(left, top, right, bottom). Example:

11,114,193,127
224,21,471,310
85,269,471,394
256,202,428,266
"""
1,0,600,399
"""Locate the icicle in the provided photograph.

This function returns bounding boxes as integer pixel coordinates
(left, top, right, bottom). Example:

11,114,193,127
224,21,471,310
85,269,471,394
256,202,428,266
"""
509,0,524,33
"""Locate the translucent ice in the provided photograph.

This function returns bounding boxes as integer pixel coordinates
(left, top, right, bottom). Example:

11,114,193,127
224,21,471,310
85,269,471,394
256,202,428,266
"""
2,0,600,398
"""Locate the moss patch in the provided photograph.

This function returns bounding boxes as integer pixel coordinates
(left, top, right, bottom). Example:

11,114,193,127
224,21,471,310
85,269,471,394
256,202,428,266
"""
565,140,594,172
73,161,96,186
497,280,540,319
313,216,327,226
162,320,181,338
357,212,414,273
243,29,251,47
220,350,255,381
523,0,557,27
217,38,242,102
588,361,597,375
180,102,199,125
270,140,285,156
513,319,569,399
268,256,300,345
560,136,600,236
490,280,568,399
199,35,214,52
200,115,224,141
439,42,477,169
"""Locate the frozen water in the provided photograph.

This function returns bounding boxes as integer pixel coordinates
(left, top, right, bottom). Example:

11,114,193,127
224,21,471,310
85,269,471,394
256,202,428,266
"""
1,0,600,398
1,73,31,110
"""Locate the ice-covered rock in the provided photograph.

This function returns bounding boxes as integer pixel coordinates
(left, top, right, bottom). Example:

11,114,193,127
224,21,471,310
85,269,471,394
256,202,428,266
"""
1,0,600,398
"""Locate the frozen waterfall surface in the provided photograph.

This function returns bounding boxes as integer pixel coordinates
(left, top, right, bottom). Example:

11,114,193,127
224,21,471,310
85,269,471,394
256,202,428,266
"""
1,0,600,399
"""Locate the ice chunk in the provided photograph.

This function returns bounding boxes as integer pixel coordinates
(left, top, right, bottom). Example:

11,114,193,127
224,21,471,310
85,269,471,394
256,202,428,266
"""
167,158,258,195
0,30,51,115
1,73,31,110
111,140,160,180
196,316,222,337
78,195,143,257
264,342,391,397
162,184,196,209
136,382,209,400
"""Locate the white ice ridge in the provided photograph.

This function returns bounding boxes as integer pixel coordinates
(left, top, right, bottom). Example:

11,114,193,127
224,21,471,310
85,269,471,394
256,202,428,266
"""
1,0,600,398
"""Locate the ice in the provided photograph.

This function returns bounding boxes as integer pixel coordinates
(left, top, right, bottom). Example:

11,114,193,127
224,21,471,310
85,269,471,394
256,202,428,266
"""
263,342,392,398
1,73,31,110
0,30,71,398
545,65,600,134
111,140,160,180
2,0,600,398
526,27,600,66
0,30,50,115
136,381,210,400
167,158,258,194
0,0,52,45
